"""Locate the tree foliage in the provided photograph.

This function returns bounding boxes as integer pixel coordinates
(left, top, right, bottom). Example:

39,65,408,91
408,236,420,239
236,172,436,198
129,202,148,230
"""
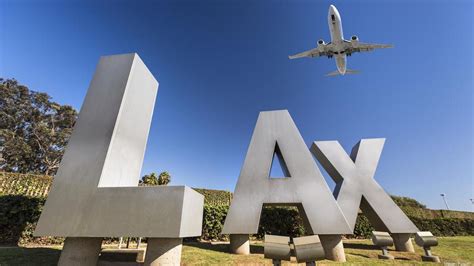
0,79,77,175
140,171,171,186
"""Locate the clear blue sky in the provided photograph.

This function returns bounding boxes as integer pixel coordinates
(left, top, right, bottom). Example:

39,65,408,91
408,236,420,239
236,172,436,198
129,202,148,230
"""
1,0,472,211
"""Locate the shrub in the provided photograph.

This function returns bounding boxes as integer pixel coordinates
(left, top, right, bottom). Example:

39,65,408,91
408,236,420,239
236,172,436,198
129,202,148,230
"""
257,206,305,239
391,195,426,208
201,205,229,241
352,214,374,238
409,216,474,236
193,188,232,206
0,195,63,245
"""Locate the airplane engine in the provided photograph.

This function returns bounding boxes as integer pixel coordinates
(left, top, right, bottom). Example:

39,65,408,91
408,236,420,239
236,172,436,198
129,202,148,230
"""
317,39,325,48
351,35,359,42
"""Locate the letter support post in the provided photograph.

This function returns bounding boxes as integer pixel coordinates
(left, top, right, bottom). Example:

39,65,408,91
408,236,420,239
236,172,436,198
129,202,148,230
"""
229,234,250,255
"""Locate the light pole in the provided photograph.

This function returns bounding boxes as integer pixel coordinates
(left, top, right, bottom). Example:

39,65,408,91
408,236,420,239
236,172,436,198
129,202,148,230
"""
440,194,450,210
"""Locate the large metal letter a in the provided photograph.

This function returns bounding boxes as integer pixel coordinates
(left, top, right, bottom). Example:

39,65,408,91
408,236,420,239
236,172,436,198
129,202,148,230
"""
222,110,351,235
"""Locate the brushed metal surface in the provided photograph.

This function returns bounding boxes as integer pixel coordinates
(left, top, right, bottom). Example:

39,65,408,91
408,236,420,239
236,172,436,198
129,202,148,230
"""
415,232,438,247
222,110,351,235
311,139,418,233
372,231,394,247
34,53,203,237
293,235,325,263
264,235,291,261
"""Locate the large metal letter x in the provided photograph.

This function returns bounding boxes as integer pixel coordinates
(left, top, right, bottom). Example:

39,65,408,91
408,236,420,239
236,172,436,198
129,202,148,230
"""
311,138,417,234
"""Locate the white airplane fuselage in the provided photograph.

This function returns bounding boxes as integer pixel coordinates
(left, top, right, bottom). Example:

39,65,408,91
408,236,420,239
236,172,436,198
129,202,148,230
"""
328,5,346,74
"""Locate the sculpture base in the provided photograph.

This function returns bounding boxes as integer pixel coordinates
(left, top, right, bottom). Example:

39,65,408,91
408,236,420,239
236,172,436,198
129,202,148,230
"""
144,238,182,266
421,255,441,262
229,234,250,255
58,237,102,266
378,254,394,260
319,235,346,262
392,233,415,252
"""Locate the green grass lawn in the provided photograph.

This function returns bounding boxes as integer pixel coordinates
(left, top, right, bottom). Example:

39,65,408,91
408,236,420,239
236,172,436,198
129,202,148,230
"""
0,236,472,265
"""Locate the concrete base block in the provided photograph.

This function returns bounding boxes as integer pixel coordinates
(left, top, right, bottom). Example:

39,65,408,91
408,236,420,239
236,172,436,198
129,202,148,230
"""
421,255,441,262
319,235,346,262
58,237,102,266
392,233,415,252
378,254,394,260
144,238,182,266
229,234,250,255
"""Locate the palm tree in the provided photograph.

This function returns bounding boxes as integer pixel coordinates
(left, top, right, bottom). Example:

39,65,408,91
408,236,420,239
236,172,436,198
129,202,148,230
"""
140,172,171,186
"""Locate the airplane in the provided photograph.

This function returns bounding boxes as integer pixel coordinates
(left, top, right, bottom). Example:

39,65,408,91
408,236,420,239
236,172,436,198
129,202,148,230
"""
289,5,393,76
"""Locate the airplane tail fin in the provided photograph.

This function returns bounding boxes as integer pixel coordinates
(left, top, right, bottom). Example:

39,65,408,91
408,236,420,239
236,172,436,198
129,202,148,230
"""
325,69,360,77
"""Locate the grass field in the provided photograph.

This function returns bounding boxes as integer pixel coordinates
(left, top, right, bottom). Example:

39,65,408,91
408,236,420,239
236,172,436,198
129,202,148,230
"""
0,236,472,265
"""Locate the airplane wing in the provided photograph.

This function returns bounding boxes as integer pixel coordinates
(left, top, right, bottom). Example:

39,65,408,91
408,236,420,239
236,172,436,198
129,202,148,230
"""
289,48,331,59
347,42,393,53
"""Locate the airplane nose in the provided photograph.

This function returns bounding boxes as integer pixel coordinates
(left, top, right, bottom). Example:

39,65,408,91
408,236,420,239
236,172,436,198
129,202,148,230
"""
329,5,336,13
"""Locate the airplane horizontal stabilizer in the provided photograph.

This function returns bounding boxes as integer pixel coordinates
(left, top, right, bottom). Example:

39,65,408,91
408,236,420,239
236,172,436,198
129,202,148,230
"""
325,69,359,77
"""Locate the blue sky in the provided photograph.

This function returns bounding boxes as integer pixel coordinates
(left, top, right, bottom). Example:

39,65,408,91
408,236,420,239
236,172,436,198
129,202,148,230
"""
1,0,472,211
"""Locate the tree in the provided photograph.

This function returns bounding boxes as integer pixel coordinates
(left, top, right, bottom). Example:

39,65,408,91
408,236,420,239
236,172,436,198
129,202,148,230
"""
140,172,159,186
140,171,171,186
0,78,77,175
157,171,171,185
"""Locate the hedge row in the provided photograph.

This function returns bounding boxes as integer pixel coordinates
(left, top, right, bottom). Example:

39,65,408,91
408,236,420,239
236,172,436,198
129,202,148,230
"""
0,172,235,206
193,188,232,206
0,195,63,245
2,171,474,220
2,195,473,245
198,204,474,241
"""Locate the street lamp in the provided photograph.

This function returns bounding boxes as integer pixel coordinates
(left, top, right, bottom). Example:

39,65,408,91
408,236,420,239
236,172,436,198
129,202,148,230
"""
440,194,450,210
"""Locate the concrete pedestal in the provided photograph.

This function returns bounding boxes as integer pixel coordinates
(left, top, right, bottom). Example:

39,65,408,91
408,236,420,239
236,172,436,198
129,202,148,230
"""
319,235,346,262
229,234,250,255
58,237,102,266
144,238,182,266
392,233,415,252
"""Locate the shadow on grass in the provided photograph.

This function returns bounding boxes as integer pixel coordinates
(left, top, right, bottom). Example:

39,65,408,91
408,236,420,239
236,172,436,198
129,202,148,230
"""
348,253,371,258
0,247,61,266
183,242,264,255
184,242,229,253
250,244,263,254
395,257,412,261
344,243,379,250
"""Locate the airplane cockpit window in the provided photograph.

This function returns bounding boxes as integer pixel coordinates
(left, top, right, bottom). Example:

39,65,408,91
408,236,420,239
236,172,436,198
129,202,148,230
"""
331,14,335,21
